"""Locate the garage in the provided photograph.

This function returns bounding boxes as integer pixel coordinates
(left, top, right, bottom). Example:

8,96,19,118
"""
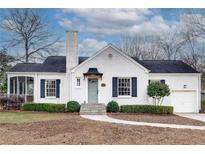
171,90,197,113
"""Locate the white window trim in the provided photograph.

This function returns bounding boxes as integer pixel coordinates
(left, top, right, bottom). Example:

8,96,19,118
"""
45,79,56,98
117,77,132,97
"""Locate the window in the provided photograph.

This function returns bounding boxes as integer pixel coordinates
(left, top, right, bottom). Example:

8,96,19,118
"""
118,78,131,96
46,80,56,97
76,78,80,87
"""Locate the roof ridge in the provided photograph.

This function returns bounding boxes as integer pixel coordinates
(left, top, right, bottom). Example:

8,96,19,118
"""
47,55,65,57
20,63,41,64
138,59,182,61
46,56,89,58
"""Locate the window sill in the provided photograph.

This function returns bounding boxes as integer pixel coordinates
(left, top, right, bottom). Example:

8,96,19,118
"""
45,97,57,99
117,96,132,99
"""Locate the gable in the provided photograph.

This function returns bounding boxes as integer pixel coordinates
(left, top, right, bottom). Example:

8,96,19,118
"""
72,44,149,73
72,45,150,77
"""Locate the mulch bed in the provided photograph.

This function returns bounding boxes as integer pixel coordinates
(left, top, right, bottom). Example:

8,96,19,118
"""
108,113,205,126
1,114,205,144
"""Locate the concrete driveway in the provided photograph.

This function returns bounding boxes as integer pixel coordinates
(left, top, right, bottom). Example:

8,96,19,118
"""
176,113,205,122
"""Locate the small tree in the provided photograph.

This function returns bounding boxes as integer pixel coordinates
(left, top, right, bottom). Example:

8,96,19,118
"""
0,80,7,94
147,81,170,105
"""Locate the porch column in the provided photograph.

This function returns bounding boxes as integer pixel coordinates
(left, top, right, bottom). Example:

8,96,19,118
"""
7,75,10,96
34,74,38,102
17,76,19,96
25,76,27,103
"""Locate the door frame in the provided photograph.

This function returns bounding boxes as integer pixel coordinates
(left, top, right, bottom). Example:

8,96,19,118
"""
86,77,99,104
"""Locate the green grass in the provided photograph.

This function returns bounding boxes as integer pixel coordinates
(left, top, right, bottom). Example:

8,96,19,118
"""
0,111,67,123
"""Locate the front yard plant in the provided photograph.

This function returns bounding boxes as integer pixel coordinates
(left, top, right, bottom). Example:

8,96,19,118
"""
201,99,205,112
0,95,24,110
120,105,173,114
22,103,66,112
147,81,170,105
106,100,119,112
67,101,80,112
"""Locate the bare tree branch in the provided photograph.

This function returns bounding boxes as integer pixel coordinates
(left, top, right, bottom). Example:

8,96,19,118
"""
119,34,163,60
0,9,61,63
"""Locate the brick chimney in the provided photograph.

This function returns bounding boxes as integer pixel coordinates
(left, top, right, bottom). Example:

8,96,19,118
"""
66,31,79,73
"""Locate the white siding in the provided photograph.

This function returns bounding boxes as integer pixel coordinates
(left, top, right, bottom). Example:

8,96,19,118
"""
149,73,201,112
71,46,149,105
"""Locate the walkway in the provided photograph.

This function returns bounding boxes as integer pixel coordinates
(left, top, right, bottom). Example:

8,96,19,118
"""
176,113,205,122
81,115,205,130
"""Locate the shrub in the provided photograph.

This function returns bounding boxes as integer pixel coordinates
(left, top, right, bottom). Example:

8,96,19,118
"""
0,95,24,110
147,81,170,105
67,101,80,112
201,99,205,111
120,105,173,114
0,80,7,94
106,101,119,112
22,103,66,112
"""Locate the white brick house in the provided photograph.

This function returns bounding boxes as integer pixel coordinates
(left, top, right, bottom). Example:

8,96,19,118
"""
7,31,201,113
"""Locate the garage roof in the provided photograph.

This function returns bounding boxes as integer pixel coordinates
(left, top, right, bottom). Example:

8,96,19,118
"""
135,59,199,73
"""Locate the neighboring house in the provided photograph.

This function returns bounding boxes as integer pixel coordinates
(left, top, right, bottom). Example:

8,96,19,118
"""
7,31,201,113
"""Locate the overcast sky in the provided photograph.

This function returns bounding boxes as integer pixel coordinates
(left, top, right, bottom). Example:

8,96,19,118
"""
0,8,203,57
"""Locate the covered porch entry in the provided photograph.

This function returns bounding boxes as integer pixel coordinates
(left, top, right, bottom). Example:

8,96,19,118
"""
7,75,35,102
83,68,103,104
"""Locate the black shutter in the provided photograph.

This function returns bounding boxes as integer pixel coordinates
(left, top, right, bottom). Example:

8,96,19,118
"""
56,79,60,98
112,77,118,97
148,80,151,85
10,78,13,94
132,77,137,97
40,79,45,98
160,80,165,84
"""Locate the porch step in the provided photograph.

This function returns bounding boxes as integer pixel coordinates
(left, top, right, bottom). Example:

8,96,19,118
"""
80,104,106,115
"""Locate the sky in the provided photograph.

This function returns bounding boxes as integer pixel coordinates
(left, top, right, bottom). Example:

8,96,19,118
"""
0,8,202,57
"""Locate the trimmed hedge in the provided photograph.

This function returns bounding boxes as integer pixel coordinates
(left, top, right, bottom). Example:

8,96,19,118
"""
201,99,205,112
22,103,66,112
67,101,80,112
106,101,119,112
120,105,173,114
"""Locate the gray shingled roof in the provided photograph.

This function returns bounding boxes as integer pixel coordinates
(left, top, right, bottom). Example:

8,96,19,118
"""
9,56,88,73
135,59,199,73
9,56,199,73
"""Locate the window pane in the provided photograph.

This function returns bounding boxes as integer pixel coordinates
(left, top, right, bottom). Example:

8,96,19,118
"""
118,78,130,96
77,78,80,86
46,80,56,97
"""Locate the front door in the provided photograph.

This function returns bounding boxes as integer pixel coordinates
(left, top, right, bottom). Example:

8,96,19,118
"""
88,79,98,104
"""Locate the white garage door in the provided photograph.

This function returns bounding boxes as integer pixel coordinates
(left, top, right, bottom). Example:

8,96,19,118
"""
171,91,196,113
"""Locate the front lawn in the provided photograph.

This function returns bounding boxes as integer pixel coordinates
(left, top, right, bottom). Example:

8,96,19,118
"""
0,111,68,123
0,113,205,144
1,111,205,144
